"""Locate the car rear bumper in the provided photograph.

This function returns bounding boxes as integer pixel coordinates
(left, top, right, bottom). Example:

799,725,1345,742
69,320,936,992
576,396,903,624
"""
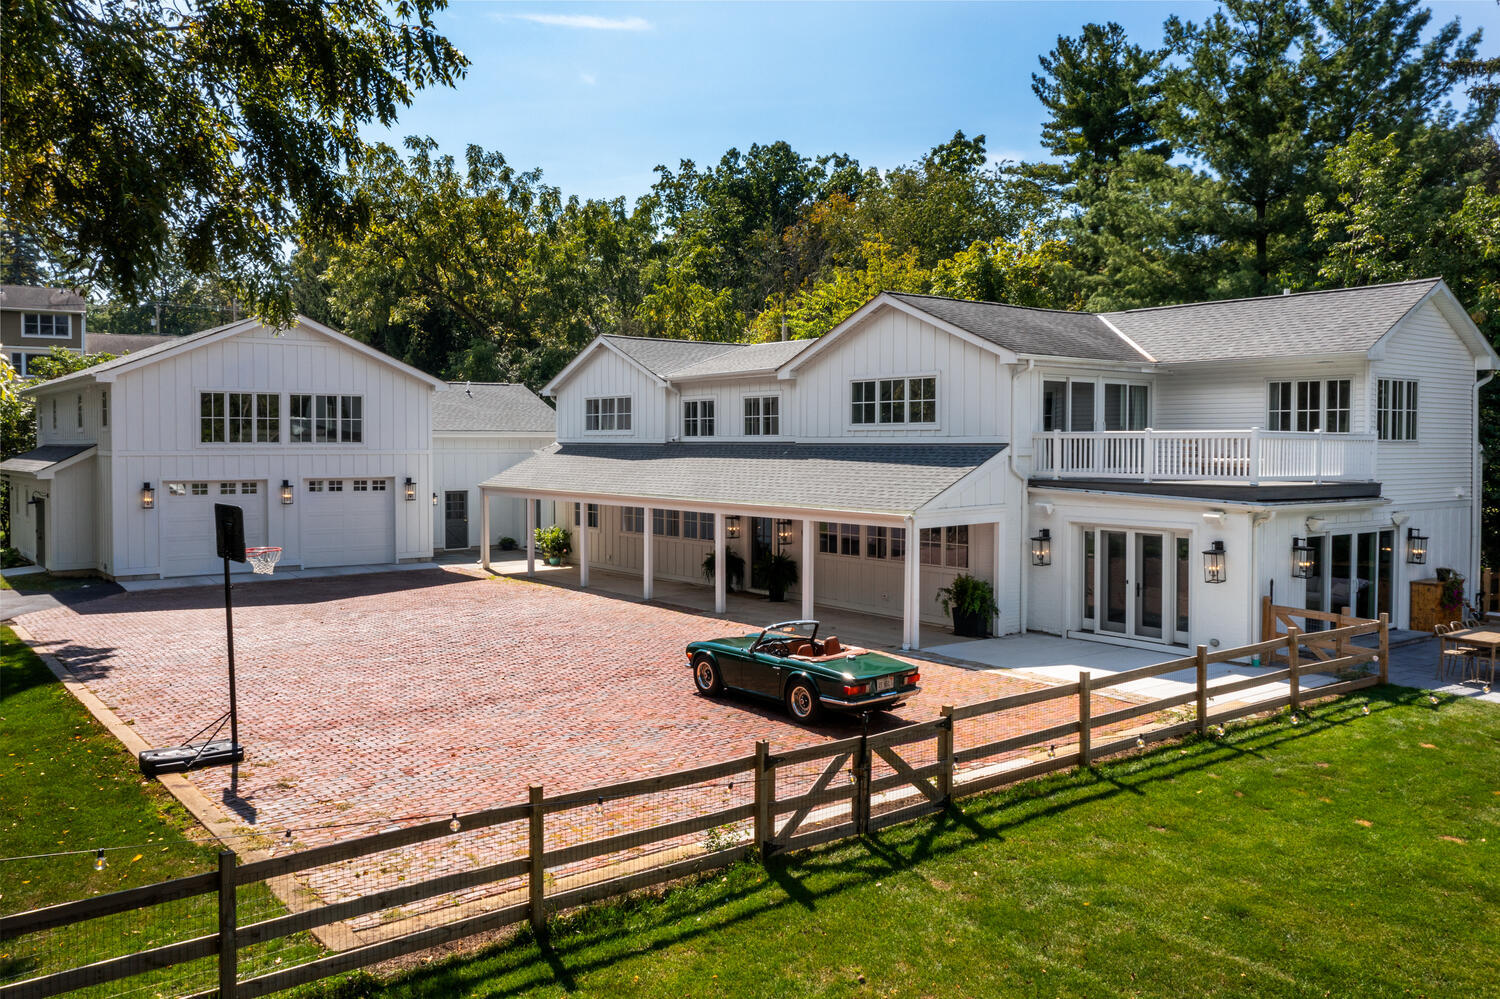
819,686,920,709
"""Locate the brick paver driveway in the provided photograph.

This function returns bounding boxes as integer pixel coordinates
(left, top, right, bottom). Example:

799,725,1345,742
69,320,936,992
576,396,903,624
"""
17,569,1045,844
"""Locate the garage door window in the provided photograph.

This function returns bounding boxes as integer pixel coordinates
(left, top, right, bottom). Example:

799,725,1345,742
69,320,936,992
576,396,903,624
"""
167,482,187,496
191,482,209,496
241,482,258,494
370,480,387,491
327,480,344,492
308,480,324,492
353,479,370,492
220,482,237,495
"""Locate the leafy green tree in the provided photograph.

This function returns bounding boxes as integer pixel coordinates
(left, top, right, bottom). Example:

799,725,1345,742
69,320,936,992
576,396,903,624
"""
747,236,930,342
929,233,1083,310
3,0,466,318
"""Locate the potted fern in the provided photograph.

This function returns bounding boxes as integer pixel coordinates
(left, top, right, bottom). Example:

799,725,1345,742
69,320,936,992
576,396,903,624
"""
936,574,999,638
756,552,799,603
702,549,746,591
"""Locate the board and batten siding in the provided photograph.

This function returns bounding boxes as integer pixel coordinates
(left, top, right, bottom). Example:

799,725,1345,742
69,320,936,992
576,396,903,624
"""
667,378,787,441
101,323,435,577
554,348,667,443
1368,299,1481,509
33,383,108,448
788,309,1009,443
433,434,554,549
1151,359,1368,432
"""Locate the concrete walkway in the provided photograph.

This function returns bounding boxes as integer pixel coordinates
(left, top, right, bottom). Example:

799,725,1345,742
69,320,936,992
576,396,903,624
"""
926,629,1499,706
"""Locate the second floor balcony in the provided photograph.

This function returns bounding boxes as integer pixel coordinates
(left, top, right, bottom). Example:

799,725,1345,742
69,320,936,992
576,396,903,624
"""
1032,428,1378,484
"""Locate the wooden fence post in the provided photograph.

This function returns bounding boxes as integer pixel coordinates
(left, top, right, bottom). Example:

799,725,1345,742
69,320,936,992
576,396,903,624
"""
753,740,773,859
217,850,237,999
1337,606,1352,657
1078,671,1092,768
1260,595,1274,642
1378,612,1390,684
528,785,546,936
1195,646,1209,735
853,728,872,835
1287,626,1301,714
937,706,956,804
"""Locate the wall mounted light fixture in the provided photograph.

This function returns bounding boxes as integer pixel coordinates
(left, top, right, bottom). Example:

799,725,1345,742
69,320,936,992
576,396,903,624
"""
1203,540,1227,584
280,480,294,505
1031,528,1052,567
404,477,416,502
141,482,156,510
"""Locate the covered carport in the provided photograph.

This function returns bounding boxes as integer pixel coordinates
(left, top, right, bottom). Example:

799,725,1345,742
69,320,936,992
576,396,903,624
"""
478,442,1012,650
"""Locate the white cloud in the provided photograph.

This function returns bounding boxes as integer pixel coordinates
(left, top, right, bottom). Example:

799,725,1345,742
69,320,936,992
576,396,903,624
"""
580,71,597,86
513,13,651,31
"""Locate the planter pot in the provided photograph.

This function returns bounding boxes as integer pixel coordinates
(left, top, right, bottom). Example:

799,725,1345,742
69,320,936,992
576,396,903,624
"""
546,556,562,566
951,609,991,638
767,584,787,603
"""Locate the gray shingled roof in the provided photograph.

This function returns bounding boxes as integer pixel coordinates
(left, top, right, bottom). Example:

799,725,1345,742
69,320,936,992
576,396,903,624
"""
482,442,1006,515
666,339,815,380
84,332,178,355
1100,279,1440,363
434,382,556,433
887,292,1146,362
606,336,742,378
0,285,87,311
0,445,94,475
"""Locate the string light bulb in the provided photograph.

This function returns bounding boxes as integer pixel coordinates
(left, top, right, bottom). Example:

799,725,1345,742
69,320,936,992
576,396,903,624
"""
1290,714,1300,726
1135,736,1145,749
1361,705,1370,716
448,813,461,833
94,849,106,872
1429,695,1439,705
1215,725,1226,738
1047,745,1056,759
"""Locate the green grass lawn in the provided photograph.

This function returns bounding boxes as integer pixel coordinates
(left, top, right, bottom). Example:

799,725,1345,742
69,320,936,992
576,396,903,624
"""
306,688,1498,999
0,626,319,991
0,570,104,594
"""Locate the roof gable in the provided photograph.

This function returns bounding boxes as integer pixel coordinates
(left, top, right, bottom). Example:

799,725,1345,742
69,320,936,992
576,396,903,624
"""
22,315,445,395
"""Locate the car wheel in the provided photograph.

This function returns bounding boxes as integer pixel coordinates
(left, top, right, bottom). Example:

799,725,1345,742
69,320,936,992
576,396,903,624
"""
784,678,822,723
692,653,724,695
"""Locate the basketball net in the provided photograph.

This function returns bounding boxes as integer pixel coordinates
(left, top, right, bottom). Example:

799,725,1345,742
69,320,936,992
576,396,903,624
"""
244,546,282,575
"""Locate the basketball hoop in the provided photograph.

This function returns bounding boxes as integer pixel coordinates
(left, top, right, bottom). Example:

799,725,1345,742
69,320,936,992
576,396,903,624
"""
244,546,282,575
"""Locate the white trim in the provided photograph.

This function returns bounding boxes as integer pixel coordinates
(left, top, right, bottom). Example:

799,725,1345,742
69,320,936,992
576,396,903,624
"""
543,336,670,396
1368,280,1499,369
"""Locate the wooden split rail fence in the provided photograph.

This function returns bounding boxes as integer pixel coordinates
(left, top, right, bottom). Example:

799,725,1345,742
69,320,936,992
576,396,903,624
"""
0,614,1388,999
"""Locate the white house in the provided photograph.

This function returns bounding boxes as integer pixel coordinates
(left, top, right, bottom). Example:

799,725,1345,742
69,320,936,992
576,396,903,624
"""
4,316,453,578
432,382,555,551
480,278,1496,651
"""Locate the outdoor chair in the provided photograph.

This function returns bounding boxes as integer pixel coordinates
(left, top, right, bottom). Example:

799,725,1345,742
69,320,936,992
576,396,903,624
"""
1435,623,1478,682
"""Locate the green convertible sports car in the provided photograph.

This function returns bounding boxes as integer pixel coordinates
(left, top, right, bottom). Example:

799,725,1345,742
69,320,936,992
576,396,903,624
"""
686,620,921,723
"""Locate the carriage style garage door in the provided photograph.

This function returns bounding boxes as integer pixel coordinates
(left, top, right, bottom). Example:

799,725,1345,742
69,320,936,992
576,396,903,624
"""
161,481,268,576
300,478,397,568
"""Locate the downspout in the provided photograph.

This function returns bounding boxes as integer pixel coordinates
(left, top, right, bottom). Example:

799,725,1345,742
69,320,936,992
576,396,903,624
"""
1475,371,1494,597
1009,359,1036,634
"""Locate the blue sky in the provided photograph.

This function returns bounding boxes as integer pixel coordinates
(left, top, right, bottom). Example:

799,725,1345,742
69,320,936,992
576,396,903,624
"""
366,1,1497,202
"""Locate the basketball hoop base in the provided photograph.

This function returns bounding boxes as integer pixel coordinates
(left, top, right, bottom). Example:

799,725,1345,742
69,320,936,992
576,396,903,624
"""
139,739,244,775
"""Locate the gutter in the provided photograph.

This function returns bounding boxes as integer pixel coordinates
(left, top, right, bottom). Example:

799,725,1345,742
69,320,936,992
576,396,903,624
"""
1010,359,1035,634
1476,371,1495,590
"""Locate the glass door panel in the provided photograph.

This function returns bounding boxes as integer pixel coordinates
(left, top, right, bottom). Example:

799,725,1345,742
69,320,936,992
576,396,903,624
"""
1330,534,1353,615
1303,536,1326,631
1083,531,1096,623
1102,531,1127,633
1176,537,1190,636
1136,533,1164,639
749,517,774,591
1356,531,1377,619
1377,530,1394,619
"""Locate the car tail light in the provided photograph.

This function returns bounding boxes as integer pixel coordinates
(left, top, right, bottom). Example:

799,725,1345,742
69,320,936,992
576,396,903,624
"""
843,683,869,697
905,672,921,685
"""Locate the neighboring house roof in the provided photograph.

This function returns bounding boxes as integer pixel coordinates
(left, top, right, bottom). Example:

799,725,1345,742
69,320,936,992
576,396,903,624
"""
433,382,556,434
22,315,446,394
83,332,177,355
0,285,87,312
481,442,1006,517
886,292,1148,362
1099,278,1443,364
0,444,94,476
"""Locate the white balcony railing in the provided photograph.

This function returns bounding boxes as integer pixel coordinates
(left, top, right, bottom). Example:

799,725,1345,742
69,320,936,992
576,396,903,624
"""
1032,429,1378,484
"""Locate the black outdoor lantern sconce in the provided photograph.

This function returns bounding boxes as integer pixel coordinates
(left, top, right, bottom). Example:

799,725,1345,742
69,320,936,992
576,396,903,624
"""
776,519,794,546
404,477,416,502
280,480,294,505
1203,540,1227,584
1031,529,1052,567
1290,537,1314,579
1406,527,1429,564
432,492,438,506
141,482,155,510
724,516,741,539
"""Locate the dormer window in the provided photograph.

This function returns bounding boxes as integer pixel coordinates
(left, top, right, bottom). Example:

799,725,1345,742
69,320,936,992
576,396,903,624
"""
585,396,631,432
851,377,937,426
682,399,714,437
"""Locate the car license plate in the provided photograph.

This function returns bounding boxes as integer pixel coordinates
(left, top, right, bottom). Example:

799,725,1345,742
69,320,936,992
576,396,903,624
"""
876,676,894,693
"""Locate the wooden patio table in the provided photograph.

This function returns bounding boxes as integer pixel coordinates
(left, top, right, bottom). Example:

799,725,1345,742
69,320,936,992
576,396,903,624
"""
1443,627,1500,685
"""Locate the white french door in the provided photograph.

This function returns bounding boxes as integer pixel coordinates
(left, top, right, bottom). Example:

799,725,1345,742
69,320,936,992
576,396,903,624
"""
1081,528,1190,645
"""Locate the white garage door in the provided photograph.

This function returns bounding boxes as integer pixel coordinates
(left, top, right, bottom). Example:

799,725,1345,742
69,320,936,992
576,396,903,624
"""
300,477,397,568
160,480,269,577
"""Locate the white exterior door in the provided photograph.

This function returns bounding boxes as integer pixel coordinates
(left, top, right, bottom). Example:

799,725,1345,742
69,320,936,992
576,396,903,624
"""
300,477,396,568
160,480,268,576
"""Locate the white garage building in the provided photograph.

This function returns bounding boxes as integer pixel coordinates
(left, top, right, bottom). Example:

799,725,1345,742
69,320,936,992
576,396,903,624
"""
3,315,517,579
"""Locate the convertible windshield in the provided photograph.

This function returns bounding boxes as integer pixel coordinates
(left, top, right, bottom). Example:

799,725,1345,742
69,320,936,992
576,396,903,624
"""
751,619,819,652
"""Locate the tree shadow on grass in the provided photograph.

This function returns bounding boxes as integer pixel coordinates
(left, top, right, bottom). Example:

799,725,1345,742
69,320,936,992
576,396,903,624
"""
370,688,1433,998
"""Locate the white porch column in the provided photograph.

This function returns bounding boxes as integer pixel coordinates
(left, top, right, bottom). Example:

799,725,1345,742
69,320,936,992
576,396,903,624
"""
713,513,727,614
902,522,918,651
801,518,815,620
642,507,655,600
993,520,1004,635
910,538,922,650
479,489,491,570
525,498,536,576
577,502,590,588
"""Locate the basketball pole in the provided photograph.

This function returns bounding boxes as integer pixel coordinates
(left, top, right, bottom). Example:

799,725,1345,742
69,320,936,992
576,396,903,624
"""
223,554,240,755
